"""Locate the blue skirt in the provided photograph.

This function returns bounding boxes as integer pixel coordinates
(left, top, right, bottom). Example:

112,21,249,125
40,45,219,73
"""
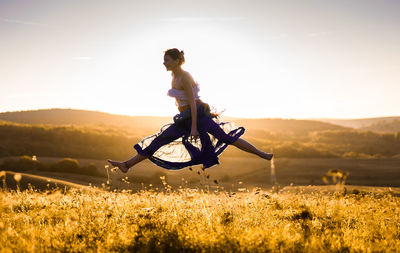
134,102,245,170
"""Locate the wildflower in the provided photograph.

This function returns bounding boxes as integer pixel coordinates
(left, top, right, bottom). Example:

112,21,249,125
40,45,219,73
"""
14,173,22,182
0,171,6,190
14,173,22,192
321,175,329,184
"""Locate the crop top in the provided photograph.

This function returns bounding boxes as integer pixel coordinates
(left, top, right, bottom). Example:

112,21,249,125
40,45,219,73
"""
167,83,201,107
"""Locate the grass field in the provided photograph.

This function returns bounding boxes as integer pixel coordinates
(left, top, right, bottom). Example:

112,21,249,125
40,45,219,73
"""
0,181,399,252
0,185,400,252
1,156,399,252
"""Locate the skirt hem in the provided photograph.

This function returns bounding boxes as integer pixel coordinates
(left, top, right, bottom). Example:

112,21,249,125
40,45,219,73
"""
134,126,245,170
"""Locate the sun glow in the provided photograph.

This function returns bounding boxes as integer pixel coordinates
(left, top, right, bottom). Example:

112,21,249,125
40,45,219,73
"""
89,19,307,119
2,1,399,119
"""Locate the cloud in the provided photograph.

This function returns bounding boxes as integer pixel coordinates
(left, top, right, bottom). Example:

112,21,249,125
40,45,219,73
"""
160,16,245,22
307,31,334,37
3,18,49,27
264,30,334,41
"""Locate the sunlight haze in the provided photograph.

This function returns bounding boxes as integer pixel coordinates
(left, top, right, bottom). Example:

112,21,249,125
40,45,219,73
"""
1,0,399,119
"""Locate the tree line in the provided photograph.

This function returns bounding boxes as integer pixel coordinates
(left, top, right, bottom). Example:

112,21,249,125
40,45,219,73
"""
1,155,103,177
1,122,400,160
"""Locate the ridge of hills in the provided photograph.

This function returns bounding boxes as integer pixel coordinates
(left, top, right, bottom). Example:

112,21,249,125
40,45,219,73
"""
0,108,350,134
2,109,400,180
0,108,171,132
360,119,400,133
313,117,400,130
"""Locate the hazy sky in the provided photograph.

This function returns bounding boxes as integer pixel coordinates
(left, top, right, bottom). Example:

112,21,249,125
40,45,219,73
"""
1,0,399,119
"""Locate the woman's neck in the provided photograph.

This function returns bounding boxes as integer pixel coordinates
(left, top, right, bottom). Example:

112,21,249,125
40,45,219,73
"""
171,67,184,77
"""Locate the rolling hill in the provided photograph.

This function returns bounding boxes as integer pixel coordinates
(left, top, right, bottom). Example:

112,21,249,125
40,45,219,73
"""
1,109,400,188
0,108,349,135
360,119,400,133
314,116,400,130
0,108,171,133
1,108,400,162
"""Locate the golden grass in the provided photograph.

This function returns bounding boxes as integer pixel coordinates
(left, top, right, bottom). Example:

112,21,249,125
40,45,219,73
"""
0,186,399,252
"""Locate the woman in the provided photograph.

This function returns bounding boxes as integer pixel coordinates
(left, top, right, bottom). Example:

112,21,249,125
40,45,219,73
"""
108,48,273,173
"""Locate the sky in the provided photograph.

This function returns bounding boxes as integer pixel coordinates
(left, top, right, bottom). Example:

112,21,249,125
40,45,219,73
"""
1,0,399,119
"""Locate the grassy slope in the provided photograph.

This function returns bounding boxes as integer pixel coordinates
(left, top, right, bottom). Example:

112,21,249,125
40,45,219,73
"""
0,186,399,252
1,109,400,189
2,155,400,192
1,171,101,192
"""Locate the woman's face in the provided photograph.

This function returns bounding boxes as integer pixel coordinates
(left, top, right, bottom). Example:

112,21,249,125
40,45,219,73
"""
163,55,179,71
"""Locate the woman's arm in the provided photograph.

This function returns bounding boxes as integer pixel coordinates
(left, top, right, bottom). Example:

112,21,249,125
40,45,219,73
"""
181,74,199,141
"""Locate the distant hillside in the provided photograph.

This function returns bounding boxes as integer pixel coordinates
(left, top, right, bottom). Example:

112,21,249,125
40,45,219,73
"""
0,109,171,133
314,117,400,129
0,109,349,135
360,119,400,133
233,118,349,135
1,116,400,160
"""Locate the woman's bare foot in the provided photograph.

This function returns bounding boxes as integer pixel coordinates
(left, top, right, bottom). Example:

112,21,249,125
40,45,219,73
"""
107,159,130,173
262,152,274,160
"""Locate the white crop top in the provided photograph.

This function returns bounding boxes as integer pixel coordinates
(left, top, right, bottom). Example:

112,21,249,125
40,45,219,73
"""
167,83,201,107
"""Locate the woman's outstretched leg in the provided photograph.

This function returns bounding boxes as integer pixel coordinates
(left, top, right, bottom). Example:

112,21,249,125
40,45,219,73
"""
231,138,273,160
108,123,187,173
201,117,273,160
108,153,148,173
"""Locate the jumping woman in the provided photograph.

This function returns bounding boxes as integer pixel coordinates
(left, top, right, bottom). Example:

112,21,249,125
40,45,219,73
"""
108,48,273,173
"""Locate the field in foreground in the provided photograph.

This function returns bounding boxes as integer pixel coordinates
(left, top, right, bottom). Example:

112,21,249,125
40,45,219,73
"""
1,186,399,252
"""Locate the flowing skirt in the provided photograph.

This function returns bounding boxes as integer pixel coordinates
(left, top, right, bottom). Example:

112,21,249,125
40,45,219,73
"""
134,102,245,170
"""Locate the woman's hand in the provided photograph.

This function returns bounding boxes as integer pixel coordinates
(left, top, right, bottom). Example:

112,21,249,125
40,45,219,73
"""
190,128,200,142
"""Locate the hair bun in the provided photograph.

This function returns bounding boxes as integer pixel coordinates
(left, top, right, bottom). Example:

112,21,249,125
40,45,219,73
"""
164,48,185,65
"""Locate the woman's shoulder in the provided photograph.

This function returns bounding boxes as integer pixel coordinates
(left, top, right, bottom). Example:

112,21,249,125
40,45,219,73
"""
182,71,198,87
180,71,194,81
173,71,196,88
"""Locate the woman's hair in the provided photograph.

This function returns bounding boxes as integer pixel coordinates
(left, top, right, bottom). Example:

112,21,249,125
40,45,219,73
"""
164,48,185,65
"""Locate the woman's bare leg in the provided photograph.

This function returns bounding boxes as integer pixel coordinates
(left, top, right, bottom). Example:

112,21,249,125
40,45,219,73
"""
107,153,148,173
231,138,273,160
